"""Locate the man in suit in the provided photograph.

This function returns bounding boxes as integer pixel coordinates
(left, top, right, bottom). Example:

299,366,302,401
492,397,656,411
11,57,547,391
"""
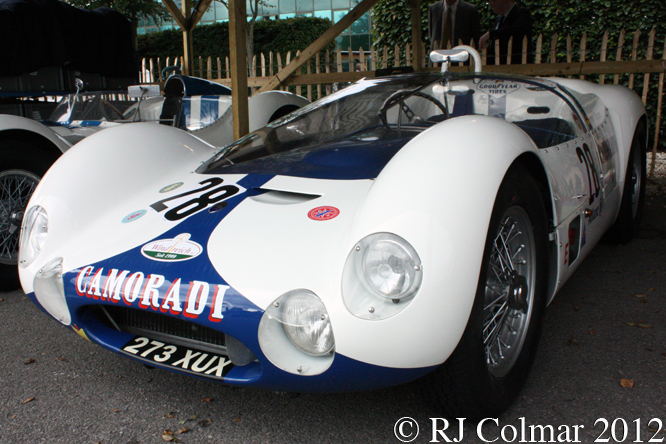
428,0,481,50
479,0,533,64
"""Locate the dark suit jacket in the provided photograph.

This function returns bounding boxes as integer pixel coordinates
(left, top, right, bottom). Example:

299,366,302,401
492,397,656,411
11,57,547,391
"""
428,0,481,49
486,4,533,65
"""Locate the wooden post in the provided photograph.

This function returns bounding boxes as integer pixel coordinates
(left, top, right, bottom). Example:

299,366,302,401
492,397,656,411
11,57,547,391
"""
522,35,528,64
337,47,343,72
550,33,558,64
315,52,321,99
494,39,500,65
408,0,422,71
325,50,331,96
579,31,586,79
535,33,543,64
614,28,626,85
229,0,249,139
566,33,572,77
641,28,656,106
306,58,312,100
628,29,641,89
599,30,609,84
649,37,666,177
150,58,156,83
141,58,147,83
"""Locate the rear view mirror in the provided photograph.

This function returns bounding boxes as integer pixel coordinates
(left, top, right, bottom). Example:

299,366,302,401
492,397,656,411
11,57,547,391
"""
430,46,482,74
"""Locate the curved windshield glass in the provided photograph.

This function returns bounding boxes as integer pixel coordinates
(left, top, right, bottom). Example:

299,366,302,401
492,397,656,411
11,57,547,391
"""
199,72,589,174
50,92,137,124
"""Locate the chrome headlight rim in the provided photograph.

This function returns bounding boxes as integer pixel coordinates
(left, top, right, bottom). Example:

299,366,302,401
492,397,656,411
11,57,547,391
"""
275,289,334,357
19,205,49,268
258,289,335,376
343,232,423,320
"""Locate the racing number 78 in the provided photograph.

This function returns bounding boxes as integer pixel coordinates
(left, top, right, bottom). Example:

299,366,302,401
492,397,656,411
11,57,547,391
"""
151,178,240,221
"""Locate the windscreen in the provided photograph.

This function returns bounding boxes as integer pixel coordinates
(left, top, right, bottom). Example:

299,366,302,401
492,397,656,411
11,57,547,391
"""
50,92,136,124
198,72,589,174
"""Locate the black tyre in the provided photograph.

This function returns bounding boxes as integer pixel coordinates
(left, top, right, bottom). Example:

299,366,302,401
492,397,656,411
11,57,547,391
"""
424,164,549,420
605,122,646,244
0,140,60,291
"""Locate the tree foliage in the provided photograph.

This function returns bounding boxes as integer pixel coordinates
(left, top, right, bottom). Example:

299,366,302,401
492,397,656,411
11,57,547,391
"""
63,0,171,27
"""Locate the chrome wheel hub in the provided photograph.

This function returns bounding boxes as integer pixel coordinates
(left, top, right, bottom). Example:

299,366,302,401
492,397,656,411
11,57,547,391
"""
483,206,536,377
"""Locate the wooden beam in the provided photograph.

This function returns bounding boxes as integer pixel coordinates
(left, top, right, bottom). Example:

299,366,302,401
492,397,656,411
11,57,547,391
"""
257,0,380,93
162,0,187,29
229,0,249,139
408,0,423,71
181,0,194,76
191,0,215,28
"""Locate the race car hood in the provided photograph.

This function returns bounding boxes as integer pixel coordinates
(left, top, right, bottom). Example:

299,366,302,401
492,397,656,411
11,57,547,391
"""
19,123,382,319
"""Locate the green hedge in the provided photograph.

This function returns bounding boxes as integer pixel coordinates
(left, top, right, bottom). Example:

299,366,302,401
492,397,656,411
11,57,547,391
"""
138,16,334,61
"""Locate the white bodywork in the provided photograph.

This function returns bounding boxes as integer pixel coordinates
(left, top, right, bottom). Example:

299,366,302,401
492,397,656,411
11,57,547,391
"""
18,69,646,373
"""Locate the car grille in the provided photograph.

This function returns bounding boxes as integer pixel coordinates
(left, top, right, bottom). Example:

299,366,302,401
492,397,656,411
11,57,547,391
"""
94,305,227,355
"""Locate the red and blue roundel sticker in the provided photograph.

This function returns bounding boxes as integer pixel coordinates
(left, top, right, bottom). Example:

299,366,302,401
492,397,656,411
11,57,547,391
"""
308,206,340,221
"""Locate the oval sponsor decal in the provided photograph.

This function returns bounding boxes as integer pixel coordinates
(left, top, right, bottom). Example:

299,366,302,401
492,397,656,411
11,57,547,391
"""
159,182,184,193
121,210,147,224
141,233,203,262
308,206,340,221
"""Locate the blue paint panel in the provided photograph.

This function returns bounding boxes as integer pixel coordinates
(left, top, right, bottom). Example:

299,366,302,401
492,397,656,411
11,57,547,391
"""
41,171,438,392
211,136,412,180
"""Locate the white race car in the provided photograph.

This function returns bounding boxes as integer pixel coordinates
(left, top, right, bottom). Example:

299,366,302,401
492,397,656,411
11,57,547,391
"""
18,48,646,419
0,75,309,289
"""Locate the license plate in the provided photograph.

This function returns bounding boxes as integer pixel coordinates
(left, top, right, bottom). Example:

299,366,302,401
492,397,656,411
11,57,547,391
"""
121,336,234,379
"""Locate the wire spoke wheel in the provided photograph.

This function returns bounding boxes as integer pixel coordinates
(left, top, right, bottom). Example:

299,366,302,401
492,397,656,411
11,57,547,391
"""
424,165,547,420
483,206,535,377
0,169,40,265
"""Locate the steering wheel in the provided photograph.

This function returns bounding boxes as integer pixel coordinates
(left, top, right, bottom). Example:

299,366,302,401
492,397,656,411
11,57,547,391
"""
378,90,448,129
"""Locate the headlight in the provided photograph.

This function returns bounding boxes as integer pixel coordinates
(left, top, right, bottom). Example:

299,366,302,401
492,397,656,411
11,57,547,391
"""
281,291,334,356
258,289,334,375
19,205,48,268
343,232,423,320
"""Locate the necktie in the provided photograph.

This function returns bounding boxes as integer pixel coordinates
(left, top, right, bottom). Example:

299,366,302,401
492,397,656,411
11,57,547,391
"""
442,7,452,48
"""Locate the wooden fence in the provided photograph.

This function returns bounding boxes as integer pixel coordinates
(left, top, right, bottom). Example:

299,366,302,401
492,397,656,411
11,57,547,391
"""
140,28,666,174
